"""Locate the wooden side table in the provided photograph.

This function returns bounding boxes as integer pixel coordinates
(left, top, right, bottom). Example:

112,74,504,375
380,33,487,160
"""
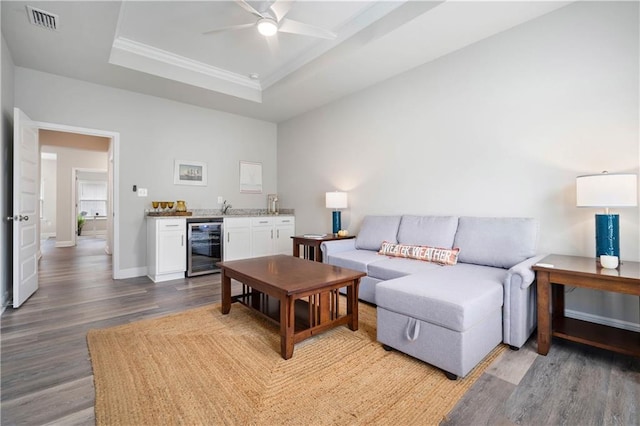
532,254,640,357
291,234,355,263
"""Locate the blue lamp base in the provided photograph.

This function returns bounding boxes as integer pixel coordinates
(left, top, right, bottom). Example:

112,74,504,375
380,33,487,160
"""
595,214,619,257
332,211,341,234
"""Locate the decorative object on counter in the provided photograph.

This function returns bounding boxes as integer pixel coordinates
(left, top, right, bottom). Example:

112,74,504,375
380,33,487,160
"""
576,171,637,259
176,200,187,212
152,201,160,212
239,161,262,193
174,159,208,186
147,211,193,216
159,201,168,211
167,201,175,210
267,194,279,215
326,191,348,234
222,200,232,215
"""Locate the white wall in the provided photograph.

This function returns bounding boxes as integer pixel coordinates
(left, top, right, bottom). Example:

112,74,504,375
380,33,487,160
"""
1,33,15,309
15,68,277,274
278,2,639,325
40,156,56,238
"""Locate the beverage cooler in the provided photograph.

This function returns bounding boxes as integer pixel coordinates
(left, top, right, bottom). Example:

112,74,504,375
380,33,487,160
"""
187,219,223,276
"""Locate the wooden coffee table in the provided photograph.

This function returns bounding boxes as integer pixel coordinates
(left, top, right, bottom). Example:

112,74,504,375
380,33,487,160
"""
218,255,365,359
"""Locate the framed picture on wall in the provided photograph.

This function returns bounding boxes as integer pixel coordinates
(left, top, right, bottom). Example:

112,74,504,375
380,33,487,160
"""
239,161,262,193
174,160,208,186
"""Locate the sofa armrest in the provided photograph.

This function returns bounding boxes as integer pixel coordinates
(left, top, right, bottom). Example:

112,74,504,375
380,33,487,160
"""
506,254,548,289
320,239,357,263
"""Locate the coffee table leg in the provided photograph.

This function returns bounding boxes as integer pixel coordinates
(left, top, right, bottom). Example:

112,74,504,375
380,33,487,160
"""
221,269,231,314
347,279,359,331
280,297,295,359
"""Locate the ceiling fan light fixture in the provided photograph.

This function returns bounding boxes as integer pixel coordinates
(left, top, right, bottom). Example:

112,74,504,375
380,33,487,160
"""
257,18,278,36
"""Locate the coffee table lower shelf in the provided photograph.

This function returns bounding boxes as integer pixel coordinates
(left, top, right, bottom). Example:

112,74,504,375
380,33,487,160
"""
232,286,351,339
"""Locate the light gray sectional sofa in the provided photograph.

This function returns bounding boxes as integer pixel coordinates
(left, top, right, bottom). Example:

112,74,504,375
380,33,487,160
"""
321,215,543,379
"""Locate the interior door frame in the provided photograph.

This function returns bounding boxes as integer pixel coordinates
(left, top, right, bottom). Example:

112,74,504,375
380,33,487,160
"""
34,121,121,279
72,167,108,244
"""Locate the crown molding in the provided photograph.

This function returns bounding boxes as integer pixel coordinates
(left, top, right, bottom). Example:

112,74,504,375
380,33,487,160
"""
109,37,262,103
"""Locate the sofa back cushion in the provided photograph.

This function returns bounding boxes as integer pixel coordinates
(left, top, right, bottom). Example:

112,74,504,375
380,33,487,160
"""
355,216,402,251
453,217,539,269
397,215,459,248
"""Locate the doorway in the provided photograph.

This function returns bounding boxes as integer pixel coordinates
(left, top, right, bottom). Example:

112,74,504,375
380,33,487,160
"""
35,122,120,279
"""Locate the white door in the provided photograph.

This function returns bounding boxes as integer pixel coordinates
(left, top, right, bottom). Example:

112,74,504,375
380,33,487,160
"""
12,108,39,307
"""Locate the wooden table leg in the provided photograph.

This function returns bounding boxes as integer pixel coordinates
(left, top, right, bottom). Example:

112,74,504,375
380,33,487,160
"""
280,297,295,359
221,269,231,314
537,271,551,355
347,280,359,331
293,242,300,259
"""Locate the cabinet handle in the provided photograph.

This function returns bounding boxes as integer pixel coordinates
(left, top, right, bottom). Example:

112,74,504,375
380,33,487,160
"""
271,229,273,239
181,235,184,246
260,220,268,224
277,229,280,238
282,220,290,223
165,224,180,227
228,233,230,243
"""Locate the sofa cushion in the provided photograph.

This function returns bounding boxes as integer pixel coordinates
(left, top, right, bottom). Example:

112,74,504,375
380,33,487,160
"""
367,257,442,281
326,249,385,273
379,241,459,265
453,217,538,269
376,264,506,332
397,215,459,248
355,216,402,251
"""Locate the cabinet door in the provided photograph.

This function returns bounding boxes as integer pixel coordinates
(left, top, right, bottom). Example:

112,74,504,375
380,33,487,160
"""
224,228,251,261
251,226,273,257
158,230,185,273
275,224,295,255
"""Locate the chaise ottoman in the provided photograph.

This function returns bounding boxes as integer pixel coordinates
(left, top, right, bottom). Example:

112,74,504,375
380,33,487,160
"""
376,267,504,379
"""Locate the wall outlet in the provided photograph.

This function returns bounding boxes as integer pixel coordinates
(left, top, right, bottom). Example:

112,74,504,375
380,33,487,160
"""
138,188,148,197
217,196,223,204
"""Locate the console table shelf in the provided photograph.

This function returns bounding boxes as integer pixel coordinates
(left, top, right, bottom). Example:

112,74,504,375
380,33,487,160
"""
533,254,640,358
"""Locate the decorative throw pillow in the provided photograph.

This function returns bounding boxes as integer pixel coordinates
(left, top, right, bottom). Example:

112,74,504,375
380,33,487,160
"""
378,241,460,266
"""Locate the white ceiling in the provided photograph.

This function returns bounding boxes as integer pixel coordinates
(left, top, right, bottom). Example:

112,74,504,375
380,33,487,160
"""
1,1,572,123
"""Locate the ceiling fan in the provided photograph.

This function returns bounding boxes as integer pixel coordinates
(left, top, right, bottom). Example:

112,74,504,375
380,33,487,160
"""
203,0,337,40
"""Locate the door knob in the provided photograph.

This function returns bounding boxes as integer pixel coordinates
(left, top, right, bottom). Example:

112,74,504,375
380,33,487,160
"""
6,216,15,221
20,215,29,221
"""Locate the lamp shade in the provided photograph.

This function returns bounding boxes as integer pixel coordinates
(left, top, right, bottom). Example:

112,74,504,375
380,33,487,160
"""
326,192,348,209
576,173,637,208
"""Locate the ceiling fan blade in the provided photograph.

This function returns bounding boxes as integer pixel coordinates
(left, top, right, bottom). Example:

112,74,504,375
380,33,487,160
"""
278,18,336,40
202,22,255,35
234,0,264,18
269,0,293,22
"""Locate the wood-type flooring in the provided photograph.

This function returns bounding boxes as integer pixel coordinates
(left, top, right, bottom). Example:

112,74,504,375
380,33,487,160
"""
1,237,638,425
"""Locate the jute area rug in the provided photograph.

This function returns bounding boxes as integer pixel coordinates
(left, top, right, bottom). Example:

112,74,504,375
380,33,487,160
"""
87,301,505,425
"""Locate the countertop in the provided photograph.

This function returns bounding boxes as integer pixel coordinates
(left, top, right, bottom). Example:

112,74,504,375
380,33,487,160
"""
146,209,294,219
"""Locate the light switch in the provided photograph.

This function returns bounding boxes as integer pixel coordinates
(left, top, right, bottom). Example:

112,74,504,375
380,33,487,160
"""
138,188,148,197
217,196,224,204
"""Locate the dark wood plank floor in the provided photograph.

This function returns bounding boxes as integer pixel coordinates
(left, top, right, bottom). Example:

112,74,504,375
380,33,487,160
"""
2,238,638,425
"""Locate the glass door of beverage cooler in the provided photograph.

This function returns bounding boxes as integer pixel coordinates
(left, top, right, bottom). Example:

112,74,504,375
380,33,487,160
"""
187,221,222,276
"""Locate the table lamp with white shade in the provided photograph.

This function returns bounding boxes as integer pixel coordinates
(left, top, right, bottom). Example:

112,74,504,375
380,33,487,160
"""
576,171,637,262
326,191,348,234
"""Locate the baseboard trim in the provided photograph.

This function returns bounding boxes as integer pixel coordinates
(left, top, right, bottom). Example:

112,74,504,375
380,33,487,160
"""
54,241,74,248
565,309,640,333
114,267,147,280
40,232,56,239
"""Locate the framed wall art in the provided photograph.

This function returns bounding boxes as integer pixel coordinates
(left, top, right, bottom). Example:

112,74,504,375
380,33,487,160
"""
239,161,262,193
174,160,207,186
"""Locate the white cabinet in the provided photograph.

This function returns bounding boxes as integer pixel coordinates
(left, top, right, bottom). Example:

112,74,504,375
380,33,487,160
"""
250,216,295,257
223,217,251,261
147,218,186,283
274,217,295,255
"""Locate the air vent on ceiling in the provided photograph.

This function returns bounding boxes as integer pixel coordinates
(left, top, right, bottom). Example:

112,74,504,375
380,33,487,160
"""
26,6,59,31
